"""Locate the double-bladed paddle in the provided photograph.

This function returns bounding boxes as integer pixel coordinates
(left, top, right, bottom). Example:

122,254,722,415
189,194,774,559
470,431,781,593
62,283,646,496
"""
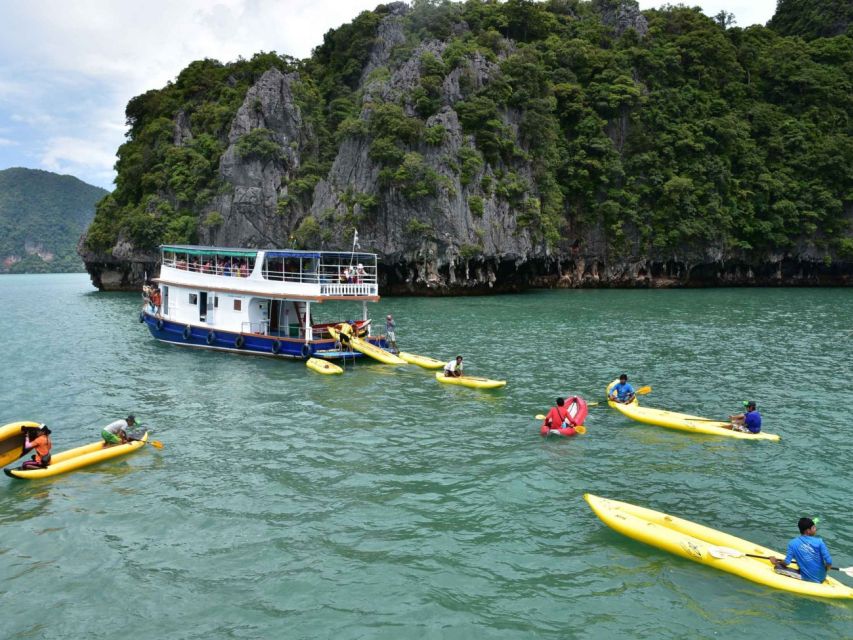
708,545,853,577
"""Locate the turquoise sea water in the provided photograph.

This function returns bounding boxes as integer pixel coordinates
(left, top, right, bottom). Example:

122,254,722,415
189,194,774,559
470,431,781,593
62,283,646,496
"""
0,273,851,638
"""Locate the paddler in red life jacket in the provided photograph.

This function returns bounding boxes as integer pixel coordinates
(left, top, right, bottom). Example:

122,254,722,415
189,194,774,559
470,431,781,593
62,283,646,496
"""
21,425,52,469
542,398,576,435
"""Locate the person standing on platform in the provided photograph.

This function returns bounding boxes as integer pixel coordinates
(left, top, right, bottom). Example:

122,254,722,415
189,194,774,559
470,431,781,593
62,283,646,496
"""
385,314,398,353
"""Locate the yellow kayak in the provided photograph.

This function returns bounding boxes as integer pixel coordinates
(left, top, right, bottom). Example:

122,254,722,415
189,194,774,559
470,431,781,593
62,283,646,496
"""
434,371,506,389
606,380,780,441
398,352,445,369
0,421,41,467
585,494,853,599
306,357,343,375
329,325,405,365
4,433,149,480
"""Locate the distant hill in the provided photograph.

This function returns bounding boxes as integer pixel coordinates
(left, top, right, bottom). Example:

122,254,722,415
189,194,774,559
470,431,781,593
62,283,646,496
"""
0,168,109,273
768,0,852,39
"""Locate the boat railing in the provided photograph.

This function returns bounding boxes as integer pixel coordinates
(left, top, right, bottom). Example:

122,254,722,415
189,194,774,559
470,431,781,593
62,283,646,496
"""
241,320,270,335
319,282,377,296
163,257,253,278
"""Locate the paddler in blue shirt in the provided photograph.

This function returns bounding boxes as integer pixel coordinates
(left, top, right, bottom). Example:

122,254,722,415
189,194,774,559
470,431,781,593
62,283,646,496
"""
728,400,761,433
770,518,833,583
609,374,635,403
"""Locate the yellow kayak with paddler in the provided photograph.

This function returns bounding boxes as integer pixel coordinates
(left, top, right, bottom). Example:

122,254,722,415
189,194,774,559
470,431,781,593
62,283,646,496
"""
4,433,150,480
605,380,780,441
585,494,853,599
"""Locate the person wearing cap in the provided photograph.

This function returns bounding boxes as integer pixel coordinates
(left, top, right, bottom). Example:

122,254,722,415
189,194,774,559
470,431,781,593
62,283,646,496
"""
101,415,136,447
385,314,398,353
728,401,761,433
609,374,635,404
770,517,833,583
355,263,366,283
444,355,464,377
21,425,52,469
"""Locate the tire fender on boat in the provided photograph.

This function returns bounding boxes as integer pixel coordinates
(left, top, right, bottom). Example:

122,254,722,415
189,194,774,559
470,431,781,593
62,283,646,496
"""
301,343,312,359
206,331,216,345
183,325,192,340
156,319,164,331
235,335,245,349
271,340,282,355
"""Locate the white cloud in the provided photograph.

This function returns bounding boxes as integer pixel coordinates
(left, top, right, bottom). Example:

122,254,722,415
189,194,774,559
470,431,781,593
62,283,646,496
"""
40,135,117,175
0,0,780,188
0,137,18,146
636,1,776,27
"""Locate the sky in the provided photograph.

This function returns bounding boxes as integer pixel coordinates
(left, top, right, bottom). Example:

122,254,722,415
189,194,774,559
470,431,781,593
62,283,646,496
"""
0,1,778,190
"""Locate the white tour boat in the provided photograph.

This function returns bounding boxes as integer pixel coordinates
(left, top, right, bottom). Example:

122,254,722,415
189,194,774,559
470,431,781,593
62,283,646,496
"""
139,245,386,359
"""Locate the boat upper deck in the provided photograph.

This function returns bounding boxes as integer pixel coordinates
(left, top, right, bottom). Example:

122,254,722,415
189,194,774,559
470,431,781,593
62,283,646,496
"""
156,245,380,301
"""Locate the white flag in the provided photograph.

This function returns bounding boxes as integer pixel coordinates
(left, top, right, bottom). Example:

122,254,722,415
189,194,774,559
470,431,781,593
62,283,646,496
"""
353,229,360,248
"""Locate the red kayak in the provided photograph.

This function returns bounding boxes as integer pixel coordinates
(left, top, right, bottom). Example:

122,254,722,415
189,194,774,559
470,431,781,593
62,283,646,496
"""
541,396,588,437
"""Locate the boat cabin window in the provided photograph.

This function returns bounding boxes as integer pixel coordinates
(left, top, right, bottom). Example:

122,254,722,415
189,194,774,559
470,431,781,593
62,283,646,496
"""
234,299,242,311
162,249,256,278
189,293,198,305
262,255,318,283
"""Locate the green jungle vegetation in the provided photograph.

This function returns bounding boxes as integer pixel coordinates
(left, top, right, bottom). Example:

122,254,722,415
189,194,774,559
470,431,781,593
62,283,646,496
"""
85,0,853,260
0,168,108,273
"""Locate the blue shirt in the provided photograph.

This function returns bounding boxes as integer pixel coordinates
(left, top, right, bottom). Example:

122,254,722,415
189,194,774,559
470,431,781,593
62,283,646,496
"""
611,382,634,402
785,535,832,583
743,410,761,433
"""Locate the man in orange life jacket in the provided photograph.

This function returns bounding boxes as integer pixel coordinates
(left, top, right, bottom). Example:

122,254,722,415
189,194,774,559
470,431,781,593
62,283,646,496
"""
22,425,52,469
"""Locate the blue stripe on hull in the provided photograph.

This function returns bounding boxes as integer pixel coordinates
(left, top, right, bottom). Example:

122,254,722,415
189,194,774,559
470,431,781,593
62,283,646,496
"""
139,312,388,359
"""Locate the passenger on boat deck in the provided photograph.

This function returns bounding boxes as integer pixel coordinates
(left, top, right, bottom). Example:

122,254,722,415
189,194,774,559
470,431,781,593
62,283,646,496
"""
728,400,761,433
385,314,398,353
150,287,162,317
770,518,833,583
355,263,366,283
101,415,135,447
609,374,635,403
201,261,212,273
176,259,187,270
142,283,153,310
21,425,52,469
444,355,464,377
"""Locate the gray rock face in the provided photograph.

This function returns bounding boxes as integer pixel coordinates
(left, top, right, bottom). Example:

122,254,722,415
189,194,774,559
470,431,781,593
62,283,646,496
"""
594,0,649,38
200,68,313,248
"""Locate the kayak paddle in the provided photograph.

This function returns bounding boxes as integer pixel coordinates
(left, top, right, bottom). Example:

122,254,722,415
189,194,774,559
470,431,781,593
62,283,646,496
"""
128,437,164,449
708,546,853,577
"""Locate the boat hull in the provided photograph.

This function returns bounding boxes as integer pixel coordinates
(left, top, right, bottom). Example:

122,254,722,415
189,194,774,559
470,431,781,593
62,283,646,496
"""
4,433,149,480
141,312,387,360
605,380,780,441
585,494,853,599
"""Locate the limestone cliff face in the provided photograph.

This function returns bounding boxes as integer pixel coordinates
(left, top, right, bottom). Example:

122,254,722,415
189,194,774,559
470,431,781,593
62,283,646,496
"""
82,1,853,292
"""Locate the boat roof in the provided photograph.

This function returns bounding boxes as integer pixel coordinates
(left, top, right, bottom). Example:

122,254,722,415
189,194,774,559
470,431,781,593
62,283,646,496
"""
161,245,378,260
